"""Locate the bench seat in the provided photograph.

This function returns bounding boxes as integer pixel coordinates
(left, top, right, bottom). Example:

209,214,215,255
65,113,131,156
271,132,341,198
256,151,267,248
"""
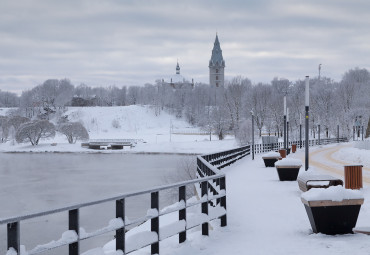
297,174,343,192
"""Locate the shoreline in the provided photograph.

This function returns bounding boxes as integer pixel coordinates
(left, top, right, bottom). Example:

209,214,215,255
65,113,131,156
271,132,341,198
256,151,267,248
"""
0,150,200,156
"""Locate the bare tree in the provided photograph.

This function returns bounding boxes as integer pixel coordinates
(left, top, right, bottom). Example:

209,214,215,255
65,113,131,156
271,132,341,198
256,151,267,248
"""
7,116,30,130
58,122,89,144
0,116,9,142
16,120,55,145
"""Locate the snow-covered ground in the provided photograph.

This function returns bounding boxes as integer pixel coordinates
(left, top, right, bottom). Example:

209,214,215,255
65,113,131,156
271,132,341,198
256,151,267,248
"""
333,146,370,167
78,144,370,255
0,106,237,154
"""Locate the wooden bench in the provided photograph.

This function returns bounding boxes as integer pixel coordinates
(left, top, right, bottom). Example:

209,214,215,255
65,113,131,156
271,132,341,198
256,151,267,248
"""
87,141,133,150
297,174,343,192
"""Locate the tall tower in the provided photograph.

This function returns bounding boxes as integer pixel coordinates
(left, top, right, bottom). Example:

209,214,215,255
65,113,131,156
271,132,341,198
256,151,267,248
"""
209,34,225,87
176,61,180,74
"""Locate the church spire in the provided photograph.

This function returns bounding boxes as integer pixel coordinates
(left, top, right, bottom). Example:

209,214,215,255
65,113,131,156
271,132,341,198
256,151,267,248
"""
176,61,180,74
209,33,225,68
209,34,225,87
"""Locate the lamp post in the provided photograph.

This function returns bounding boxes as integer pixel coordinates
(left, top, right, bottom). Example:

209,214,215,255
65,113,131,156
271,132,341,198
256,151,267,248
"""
318,117,321,145
251,110,255,160
337,124,339,143
287,108,289,149
305,76,309,171
353,125,355,141
300,114,302,149
362,126,364,141
284,95,287,150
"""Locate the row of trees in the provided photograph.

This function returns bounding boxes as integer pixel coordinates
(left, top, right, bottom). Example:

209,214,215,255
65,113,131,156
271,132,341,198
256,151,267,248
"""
0,114,89,145
1,67,369,145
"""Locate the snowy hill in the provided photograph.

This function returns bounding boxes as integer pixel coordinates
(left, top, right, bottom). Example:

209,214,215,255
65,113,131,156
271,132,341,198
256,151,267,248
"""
0,105,237,154
65,105,194,141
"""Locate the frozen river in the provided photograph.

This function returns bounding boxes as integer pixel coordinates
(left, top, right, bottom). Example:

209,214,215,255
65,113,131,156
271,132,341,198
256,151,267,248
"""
0,153,194,254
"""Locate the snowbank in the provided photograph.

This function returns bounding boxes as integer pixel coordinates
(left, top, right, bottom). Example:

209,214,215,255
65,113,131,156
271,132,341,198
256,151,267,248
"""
332,146,370,167
301,186,364,202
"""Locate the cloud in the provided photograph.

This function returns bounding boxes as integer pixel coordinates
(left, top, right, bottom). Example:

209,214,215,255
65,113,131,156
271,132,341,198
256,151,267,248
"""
0,0,369,92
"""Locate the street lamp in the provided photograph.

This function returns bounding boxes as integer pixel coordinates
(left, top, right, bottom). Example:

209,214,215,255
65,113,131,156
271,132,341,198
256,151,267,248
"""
305,76,309,171
251,110,255,160
287,108,289,149
299,114,302,148
284,95,287,150
318,116,321,145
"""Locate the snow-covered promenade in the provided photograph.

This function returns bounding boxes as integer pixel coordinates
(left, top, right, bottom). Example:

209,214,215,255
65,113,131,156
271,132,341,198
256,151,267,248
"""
122,144,370,255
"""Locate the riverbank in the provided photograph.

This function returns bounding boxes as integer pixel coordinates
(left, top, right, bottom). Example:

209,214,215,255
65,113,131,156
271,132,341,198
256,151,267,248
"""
0,105,239,154
0,135,237,155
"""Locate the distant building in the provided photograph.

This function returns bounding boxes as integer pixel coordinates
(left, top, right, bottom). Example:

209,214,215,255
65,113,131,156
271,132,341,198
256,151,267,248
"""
161,61,194,89
209,34,225,87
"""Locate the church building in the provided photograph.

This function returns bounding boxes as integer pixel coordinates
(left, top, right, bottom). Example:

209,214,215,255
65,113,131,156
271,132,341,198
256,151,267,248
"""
161,61,194,89
209,34,225,87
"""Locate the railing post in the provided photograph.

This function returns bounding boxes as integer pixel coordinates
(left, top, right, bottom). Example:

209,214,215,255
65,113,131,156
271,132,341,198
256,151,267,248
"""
69,209,79,255
220,177,227,227
179,186,186,243
151,191,159,255
201,181,209,236
116,199,125,254
7,222,20,254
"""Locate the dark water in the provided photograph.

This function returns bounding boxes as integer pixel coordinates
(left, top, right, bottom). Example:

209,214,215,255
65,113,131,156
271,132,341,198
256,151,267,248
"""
0,153,193,254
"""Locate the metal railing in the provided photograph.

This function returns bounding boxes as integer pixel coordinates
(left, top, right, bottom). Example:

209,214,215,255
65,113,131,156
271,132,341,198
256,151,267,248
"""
1,137,348,255
253,137,348,154
1,174,226,255
2,146,248,255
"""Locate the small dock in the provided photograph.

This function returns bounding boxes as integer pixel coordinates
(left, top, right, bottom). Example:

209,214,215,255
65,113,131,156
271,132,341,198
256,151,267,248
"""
81,139,144,150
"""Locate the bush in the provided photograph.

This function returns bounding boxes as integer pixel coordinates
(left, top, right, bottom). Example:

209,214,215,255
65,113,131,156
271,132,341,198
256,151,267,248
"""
112,119,121,129
235,120,252,146
58,122,89,144
16,120,55,145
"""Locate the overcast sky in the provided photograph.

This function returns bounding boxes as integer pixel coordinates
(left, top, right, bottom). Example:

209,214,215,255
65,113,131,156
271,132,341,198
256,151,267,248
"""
1,0,369,94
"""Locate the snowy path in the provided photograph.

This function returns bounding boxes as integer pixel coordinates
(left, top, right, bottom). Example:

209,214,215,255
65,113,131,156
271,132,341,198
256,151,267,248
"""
156,146,370,255
296,144,370,182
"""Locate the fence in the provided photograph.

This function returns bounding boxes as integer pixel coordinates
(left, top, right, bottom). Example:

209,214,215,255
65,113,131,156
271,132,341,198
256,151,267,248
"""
1,137,347,255
2,147,253,255
354,141,370,150
254,137,348,154
1,174,227,255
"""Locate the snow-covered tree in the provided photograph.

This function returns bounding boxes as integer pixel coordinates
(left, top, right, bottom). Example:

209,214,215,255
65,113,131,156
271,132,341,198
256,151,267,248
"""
235,119,253,145
7,116,30,130
0,116,9,142
16,120,55,145
58,122,89,144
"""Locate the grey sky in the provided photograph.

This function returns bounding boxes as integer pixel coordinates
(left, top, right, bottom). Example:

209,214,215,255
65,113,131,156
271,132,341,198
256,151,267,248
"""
1,0,369,93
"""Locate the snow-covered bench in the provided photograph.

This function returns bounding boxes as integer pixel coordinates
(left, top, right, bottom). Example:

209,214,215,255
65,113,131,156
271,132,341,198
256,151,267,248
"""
297,174,343,192
82,139,141,149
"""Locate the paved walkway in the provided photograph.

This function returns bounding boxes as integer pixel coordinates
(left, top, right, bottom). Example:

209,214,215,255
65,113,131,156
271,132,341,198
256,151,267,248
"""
161,143,370,255
296,143,370,183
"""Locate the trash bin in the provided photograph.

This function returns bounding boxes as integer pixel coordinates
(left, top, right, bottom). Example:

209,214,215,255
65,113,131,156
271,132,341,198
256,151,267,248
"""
292,144,297,153
279,149,286,158
344,165,363,190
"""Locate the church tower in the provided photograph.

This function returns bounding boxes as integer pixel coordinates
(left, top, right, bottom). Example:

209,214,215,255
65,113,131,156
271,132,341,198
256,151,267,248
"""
176,61,180,74
209,34,225,87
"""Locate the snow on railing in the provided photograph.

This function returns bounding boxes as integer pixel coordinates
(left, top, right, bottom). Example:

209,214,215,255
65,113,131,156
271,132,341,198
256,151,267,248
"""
1,164,227,255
